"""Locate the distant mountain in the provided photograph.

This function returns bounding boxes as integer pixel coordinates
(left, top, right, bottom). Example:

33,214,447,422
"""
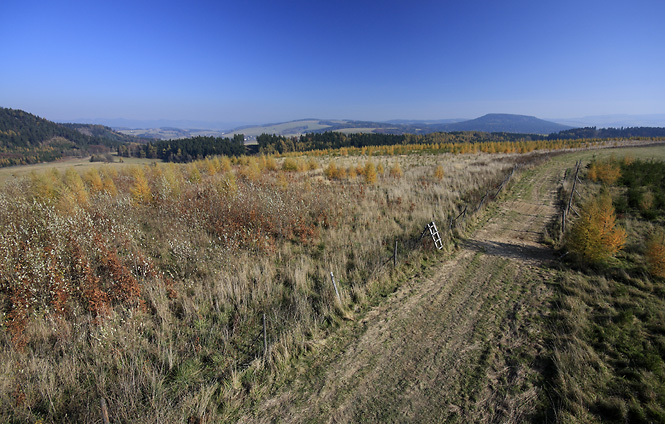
435,114,573,134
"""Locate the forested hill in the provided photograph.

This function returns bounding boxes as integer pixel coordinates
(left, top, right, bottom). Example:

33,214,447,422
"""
60,122,143,145
434,113,572,134
0,107,140,166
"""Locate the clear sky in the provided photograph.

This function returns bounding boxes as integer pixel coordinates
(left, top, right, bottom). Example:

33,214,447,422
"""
1,0,664,126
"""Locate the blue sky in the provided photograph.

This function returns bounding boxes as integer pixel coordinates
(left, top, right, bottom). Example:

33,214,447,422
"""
1,0,664,126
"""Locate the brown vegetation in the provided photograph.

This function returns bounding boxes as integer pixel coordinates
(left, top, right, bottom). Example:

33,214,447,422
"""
0,150,520,422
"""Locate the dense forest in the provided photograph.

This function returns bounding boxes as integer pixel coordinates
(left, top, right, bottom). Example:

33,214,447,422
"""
552,126,665,140
60,123,144,144
121,134,246,162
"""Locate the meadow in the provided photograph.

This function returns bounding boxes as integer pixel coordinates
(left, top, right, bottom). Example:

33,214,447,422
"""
2,141,664,422
0,149,521,422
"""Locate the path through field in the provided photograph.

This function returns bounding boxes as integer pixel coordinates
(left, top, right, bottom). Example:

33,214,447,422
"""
247,158,566,423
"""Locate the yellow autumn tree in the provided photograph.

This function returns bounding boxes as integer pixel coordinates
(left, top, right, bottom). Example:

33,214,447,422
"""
566,193,626,263
83,168,104,194
130,166,152,205
434,165,445,180
646,232,665,279
588,159,621,185
63,168,89,207
364,161,377,184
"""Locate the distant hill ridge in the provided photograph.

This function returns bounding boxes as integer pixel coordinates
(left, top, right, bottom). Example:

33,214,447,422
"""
221,114,573,138
436,113,572,134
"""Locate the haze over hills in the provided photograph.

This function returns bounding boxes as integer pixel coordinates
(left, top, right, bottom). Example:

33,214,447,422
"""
56,113,665,140
218,114,572,139
68,117,250,131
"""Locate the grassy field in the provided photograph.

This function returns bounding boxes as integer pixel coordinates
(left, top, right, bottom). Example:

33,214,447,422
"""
0,148,522,422
1,142,663,422
0,155,161,186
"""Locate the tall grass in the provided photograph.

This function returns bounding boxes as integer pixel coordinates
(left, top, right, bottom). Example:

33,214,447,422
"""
0,151,524,422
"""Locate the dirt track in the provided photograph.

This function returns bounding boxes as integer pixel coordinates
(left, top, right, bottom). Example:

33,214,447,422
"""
248,159,565,423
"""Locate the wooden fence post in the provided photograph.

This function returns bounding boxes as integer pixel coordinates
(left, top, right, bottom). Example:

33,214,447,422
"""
563,160,581,235
100,398,110,424
330,271,342,305
262,313,268,358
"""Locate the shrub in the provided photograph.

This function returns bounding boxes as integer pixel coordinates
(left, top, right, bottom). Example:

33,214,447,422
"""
263,155,279,171
566,192,626,263
389,163,403,179
364,162,377,184
239,158,261,181
307,158,319,171
434,165,444,180
588,159,621,185
324,162,346,180
646,233,665,279
282,157,300,172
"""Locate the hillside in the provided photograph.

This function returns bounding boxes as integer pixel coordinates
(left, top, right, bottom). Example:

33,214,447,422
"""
436,113,572,134
60,123,143,144
221,114,573,139
0,108,139,166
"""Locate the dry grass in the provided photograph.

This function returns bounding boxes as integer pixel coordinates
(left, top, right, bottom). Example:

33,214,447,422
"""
0,149,534,422
0,155,160,186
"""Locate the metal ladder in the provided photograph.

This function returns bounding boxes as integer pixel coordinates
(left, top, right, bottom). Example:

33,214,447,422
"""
428,221,443,250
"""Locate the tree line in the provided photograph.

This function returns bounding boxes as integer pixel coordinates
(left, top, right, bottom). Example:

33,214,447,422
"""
256,131,545,154
120,134,246,162
255,127,665,155
552,126,665,140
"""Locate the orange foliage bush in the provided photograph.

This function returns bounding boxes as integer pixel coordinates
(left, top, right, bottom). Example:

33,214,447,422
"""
567,193,626,263
588,160,621,185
